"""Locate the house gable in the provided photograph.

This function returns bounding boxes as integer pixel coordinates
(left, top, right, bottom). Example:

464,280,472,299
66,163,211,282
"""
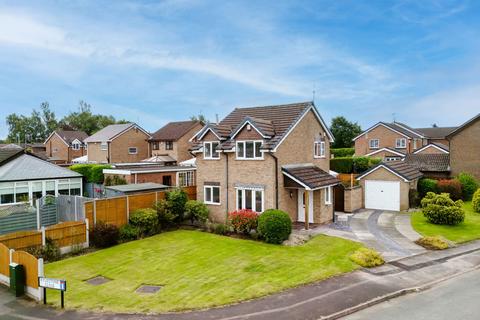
353,122,411,141
414,144,449,155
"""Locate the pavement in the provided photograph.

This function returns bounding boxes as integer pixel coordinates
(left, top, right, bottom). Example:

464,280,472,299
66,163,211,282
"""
3,239,480,320
343,267,480,320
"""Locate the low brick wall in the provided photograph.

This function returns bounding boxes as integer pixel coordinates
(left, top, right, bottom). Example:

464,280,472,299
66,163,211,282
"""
344,186,363,213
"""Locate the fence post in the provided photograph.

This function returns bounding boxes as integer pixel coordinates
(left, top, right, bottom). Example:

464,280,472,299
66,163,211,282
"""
126,196,130,221
74,196,78,221
155,192,158,203
85,218,90,248
93,199,97,226
36,199,41,230
41,227,46,246
9,249,14,265
38,258,44,302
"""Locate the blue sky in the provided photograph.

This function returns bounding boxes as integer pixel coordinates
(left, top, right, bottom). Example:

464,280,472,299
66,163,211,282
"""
0,0,479,139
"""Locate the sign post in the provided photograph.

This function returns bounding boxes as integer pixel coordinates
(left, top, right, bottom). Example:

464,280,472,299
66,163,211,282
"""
38,277,67,308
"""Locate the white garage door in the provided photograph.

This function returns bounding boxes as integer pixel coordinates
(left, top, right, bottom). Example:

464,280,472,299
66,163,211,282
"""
365,180,400,211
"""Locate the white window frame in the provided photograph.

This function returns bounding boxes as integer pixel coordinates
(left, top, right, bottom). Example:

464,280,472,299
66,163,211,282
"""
396,138,407,149
413,139,417,149
204,185,221,205
72,142,80,151
324,186,332,205
128,147,138,154
385,157,399,162
235,187,264,213
203,141,220,160
100,142,108,151
236,140,263,160
314,141,326,158
369,139,379,149
177,171,195,187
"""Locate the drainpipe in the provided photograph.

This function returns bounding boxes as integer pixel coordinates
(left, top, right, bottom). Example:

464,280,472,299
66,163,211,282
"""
225,152,229,220
269,152,279,209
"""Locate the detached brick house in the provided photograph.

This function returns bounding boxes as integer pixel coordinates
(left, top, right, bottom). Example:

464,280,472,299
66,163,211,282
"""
354,122,455,161
191,101,339,224
447,113,480,179
147,120,203,164
84,123,150,164
44,130,88,164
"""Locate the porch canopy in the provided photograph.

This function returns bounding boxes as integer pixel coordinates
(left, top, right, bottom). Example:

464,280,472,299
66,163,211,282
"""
282,164,340,190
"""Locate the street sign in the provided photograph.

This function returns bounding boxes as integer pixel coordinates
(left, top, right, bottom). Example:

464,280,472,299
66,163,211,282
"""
38,277,67,308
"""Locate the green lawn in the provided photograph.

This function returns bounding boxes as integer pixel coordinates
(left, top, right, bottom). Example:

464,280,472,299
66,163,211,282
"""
45,230,362,313
411,202,480,244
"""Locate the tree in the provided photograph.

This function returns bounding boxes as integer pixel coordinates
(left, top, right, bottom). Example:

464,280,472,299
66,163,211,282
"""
190,114,208,123
330,116,362,148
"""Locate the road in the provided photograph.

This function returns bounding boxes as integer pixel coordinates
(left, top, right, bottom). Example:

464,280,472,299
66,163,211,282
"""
343,268,480,320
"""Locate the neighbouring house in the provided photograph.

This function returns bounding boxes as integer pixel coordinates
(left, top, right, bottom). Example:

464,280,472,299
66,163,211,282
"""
356,161,422,211
403,153,450,179
0,148,83,206
354,122,456,161
1,143,48,160
44,130,88,164
84,123,151,164
190,101,339,224
447,113,480,179
147,120,203,164
103,163,196,187
105,182,169,197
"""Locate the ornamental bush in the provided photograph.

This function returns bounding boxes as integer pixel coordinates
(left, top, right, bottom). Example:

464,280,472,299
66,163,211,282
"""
165,188,188,221
185,200,209,224
415,236,449,250
473,189,480,213
90,221,119,248
331,148,355,158
228,209,258,235
437,179,462,201
153,199,178,229
257,209,292,244
458,172,479,201
418,178,438,198
129,208,159,237
349,248,384,268
421,192,465,225
119,224,140,242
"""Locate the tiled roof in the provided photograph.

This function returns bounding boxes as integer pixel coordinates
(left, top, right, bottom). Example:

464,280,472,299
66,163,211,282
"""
404,154,450,172
414,127,457,139
84,123,149,143
282,164,339,189
0,148,24,166
358,161,423,182
55,130,89,144
150,121,201,141
381,122,424,139
446,113,480,138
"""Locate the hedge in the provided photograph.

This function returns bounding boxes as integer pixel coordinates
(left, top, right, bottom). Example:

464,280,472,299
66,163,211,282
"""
418,178,438,198
458,172,479,201
69,164,112,184
331,148,355,158
330,156,380,174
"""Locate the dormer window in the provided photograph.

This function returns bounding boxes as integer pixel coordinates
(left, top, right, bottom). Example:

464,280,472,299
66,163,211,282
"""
396,138,407,149
204,141,220,159
72,142,80,151
236,141,262,160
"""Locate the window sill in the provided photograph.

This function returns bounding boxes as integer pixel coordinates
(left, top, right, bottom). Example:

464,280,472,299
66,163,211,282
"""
204,158,221,161
314,156,326,159
235,158,264,161
205,202,221,206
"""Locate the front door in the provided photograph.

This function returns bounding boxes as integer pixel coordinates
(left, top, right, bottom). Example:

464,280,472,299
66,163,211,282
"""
297,189,314,223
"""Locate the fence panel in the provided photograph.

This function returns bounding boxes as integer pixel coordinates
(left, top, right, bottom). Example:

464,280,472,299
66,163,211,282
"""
56,195,90,222
0,230,42,251
85,202,94,223
12,251,39,289
128,193,157,213
0,243,9,278
337,173,359,187
104,198,127,227
0,205,37,235
183,186,197,200
45,221,87,248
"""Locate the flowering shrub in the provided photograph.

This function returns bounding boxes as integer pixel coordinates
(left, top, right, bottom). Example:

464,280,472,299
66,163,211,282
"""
228,209,258,235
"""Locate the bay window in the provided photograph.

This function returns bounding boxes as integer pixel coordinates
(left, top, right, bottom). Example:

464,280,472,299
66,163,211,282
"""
236,187,264,212
236,141,262,159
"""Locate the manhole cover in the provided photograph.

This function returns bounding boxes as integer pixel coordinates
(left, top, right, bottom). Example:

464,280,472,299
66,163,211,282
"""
85,276,111,286
136,285,162,294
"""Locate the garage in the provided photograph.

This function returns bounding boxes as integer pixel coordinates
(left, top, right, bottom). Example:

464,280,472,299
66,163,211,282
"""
364,180,400,211
357,162,423,211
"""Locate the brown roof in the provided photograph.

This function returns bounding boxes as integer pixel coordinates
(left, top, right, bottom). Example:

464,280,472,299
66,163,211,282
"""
414,127,457,139
150,120,202,141
55,130,89,144
358,161,423,181
282,164,339,189
404,154,450,172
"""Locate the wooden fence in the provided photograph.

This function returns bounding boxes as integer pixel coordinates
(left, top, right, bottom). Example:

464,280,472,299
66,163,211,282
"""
85,186,196,227
338,173,360,187
12,251,39,289
0,243,9,279
0,230,42,251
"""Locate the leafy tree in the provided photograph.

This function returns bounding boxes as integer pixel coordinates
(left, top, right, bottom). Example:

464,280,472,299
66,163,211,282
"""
330,116,362,148
190,114,208,123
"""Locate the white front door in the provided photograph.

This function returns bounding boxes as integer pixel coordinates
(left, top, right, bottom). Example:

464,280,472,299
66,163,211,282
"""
297,189,314,223
365,180,401,211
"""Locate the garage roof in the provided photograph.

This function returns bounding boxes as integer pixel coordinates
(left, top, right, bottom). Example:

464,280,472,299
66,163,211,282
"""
357,161,423,182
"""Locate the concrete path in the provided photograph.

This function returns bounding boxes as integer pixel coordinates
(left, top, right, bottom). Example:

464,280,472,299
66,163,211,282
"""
349,210,425,261
3,241,480,320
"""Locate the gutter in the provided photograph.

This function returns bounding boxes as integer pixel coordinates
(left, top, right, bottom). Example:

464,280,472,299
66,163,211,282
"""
269,152,279,209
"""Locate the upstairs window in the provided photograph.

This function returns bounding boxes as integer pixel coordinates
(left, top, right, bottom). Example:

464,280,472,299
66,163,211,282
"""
204,141,220,159
165,141,174,150
396,138,407,149
72,142,80,150
152,141,159,150
100,142,108,151
369,139,379,149
314,141,325,158
236,141,262,159
128,147,138,154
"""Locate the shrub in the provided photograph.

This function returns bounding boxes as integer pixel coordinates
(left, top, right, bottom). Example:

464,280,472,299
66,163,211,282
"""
330,157,353,173
421,192,465,225
353,156,370,173
185,200,209,224
257,209,292,244
90,221,119,248
437,179,462,201
119,224,140,242
331,148,355,158
418,178,438,198
26,238,61,262
458,172,479,201
473,189,480,213
212,223,228,235
228,209,258,235
349,248,384,268
166,189,188,221
105,175,128,186
153,199,178,228
415,236,449,250
69,164,112,183
368,157,382,167
129,208,159,237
